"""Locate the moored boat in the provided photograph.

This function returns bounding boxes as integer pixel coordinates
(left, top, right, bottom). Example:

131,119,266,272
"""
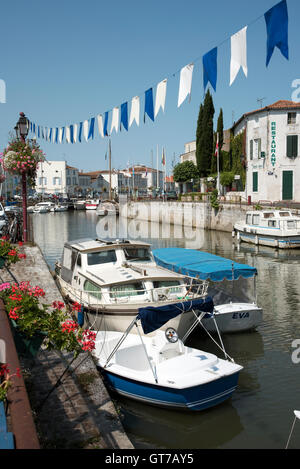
54,238,209,335
74,200,86,210
153,247,263,334
91,305,243,411
85,199,100,210
233,209,300,249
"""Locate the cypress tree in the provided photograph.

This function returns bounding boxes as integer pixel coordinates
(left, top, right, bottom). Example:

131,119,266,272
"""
196,90,215,177
211,108,224,173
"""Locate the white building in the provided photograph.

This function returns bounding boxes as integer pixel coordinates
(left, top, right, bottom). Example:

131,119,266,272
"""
35,161,80,197
180,141,196,164
232,100,300,203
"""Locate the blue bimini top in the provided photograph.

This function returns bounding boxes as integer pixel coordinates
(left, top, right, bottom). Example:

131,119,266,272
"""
153,247,257,282
137,296,214,334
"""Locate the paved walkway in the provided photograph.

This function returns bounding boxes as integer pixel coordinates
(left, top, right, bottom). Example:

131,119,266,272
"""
1,245,133,449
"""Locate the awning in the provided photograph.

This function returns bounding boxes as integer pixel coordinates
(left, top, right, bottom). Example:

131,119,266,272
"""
153,247,257,282
137,296,214,334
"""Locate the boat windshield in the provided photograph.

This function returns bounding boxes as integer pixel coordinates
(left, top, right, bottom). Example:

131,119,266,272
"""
87,250,117,265
124,247,152,262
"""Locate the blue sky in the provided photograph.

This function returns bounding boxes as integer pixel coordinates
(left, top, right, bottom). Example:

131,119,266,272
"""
0,0,299,175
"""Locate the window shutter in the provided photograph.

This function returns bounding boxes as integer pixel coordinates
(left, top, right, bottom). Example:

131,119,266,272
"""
258,139,261,159
287,135,298,158
250,140,253,160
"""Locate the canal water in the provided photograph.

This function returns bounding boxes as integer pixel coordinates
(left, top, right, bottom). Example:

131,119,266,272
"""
31,210,300,449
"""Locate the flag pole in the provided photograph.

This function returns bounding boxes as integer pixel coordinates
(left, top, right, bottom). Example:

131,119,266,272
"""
216,132,220,195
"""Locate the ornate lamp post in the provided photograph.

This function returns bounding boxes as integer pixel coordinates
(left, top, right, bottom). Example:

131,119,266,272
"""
15,112,30,242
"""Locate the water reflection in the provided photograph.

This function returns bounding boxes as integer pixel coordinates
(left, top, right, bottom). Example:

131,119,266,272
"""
31,211,300,449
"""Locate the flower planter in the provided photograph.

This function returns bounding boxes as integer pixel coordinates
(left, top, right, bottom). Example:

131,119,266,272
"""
10,320,47,359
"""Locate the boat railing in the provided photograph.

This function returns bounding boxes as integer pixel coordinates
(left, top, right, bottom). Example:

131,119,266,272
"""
64,279,208,307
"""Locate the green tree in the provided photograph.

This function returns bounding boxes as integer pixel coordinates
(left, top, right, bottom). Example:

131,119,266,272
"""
211,108,224,173
230,130,246,189
173,161,199,183
196,90,215,177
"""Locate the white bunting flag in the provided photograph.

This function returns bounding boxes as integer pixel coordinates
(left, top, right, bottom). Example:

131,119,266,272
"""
178,63,194,107
230,26,248,86
129,96,140,127
73,124,77,143
97,114,104,138
110,107,119,134
155,79,167,118
83,120,89,142
58,127,63,144
66,126,70,144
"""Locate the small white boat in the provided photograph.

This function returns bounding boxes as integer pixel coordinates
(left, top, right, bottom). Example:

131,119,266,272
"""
286,410,300,449
74,200,86,210
100,199,119,215
85,199,100,210
92,309,243,411
55,238,209,335
96,204,107,216
153,248,263,334
27,206,35,213
50,204,69,212
233,209,300,249
33,202,53,213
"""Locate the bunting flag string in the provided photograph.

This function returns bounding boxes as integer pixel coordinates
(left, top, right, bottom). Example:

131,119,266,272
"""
29,0,289,145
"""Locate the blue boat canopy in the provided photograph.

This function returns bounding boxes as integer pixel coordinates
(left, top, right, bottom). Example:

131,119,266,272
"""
137,297,214,334
153,248,257,282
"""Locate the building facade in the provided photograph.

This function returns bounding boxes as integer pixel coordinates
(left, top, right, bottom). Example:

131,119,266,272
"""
232,100,300,203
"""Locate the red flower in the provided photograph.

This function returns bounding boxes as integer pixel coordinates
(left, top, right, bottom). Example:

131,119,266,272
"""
0,364,10,377
18,241,23,247
52,300,65,310
8,250,17,256
72,302,82,312
9,307,20,320
61,320,79,334
18,253,26,259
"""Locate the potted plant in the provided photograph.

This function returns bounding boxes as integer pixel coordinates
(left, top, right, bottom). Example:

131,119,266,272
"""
0,363,21,403
0,282,96,359
0,238,26,269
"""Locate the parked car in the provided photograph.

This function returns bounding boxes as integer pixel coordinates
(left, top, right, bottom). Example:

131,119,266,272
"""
165,191,178,200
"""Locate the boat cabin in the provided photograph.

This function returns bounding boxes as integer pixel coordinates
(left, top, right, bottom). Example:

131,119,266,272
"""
244,210,300,231
57,239,193,305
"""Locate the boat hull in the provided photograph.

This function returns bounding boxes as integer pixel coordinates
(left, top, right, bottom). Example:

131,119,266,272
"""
235,229,300,249
202,304,263,333
99,367,241,411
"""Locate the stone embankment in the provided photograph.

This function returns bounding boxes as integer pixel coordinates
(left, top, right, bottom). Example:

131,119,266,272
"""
120,200,248,233
0,245,133,449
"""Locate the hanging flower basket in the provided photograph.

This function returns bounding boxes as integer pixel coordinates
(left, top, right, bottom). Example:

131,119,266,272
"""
9,319,47,359
1,138,45,187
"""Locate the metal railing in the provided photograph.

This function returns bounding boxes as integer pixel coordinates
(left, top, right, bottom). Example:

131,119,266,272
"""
63,279,209,308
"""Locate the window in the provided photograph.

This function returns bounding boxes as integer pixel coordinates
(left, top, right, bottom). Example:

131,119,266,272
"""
268,220,277,227
287,220,297,229
53,177,61,186
246,214,252,224
287,135,298,158
263,212,275,218
87,250,117,265
72,177,77,185
287,112,296,124
252,214,260,225
153,280,182,293
249,140,253,160
124,247,151,262
84,280,102,300
110,282,144,298
67,177,71,185
252,172,258,192
254,138,261,159
279,211,291,217
77,254,82,267
39,177,47,185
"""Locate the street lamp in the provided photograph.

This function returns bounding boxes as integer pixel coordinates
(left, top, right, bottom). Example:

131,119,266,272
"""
15,112,30,243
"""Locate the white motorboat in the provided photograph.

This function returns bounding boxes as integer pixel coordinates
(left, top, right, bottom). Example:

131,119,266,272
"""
74,200,86,210
50,204,69,212
233,209,300,249
96,204,107,216
100,199,119,215
153,247,263,334
85,199,100,210
92,309,243,411
55,238,208,335
33,202,54,213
